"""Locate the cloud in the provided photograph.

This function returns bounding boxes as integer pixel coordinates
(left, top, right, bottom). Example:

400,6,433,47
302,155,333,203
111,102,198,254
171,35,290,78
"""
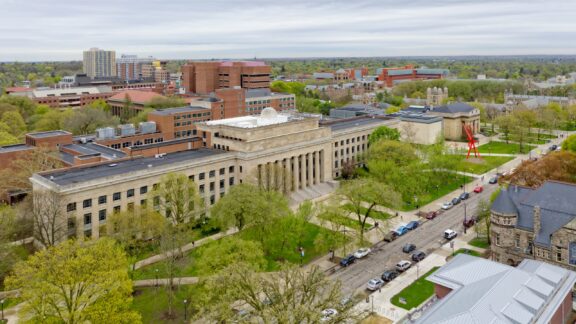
0,0,575,61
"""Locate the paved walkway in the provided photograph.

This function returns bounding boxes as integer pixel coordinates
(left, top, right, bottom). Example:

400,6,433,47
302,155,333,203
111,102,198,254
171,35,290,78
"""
133,276,199,288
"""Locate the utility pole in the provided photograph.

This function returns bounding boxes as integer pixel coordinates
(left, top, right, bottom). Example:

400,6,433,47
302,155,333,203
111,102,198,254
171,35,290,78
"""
464,203,468,234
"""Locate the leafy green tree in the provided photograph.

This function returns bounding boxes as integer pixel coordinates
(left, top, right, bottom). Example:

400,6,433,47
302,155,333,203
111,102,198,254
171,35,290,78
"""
562,134,576,152
476,199,492,244
0,96,37,120
128,108,154,125
368,125,401,144
6,238,141,323
87,98,111,112
0,130,18,146
144,96,187,110
33,109,74,131
496,114,515,144
152,172,203,225
195,237,267,275
1,111,26,137
63,107,119,135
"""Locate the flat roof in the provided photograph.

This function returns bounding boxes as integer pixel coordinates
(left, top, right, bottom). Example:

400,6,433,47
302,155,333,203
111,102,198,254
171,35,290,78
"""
130,137,201,150
149,106,211,116
325,117,393,131
39,148,228,186
27,130,72,138
63,143,126,159
206,108,298,128
0,144,34,153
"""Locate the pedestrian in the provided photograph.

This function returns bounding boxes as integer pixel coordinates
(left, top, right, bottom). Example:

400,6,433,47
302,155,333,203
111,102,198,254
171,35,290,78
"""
192,240,195,247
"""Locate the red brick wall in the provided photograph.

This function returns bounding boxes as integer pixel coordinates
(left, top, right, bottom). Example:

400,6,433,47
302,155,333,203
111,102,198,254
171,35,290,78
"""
434,284,452,299
550,291,572,324
215,88,246,119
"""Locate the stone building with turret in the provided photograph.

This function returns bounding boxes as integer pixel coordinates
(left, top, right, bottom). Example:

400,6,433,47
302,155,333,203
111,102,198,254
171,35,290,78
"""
490,181,576,270
426,87,448,106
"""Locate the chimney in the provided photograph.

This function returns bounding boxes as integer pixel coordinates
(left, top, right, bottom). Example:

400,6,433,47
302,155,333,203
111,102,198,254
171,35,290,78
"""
533,206,541,236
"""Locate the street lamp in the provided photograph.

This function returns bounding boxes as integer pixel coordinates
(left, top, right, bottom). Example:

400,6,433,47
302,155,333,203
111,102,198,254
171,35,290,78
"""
1,299,4,322
155,268,159,288
183,299,188,321
464,203,468,234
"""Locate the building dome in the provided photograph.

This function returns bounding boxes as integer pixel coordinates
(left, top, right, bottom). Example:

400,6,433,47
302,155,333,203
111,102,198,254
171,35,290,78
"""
260,107,278,119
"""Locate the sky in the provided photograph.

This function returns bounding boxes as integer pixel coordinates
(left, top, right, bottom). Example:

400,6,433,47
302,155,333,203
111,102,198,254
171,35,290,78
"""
1,0,576,61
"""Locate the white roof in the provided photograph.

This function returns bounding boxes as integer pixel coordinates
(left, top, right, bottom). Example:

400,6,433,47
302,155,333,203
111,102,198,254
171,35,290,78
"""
206,107,295,128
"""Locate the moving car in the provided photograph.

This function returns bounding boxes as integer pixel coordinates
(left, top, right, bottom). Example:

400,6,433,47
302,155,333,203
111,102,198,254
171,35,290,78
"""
463,217,476,228
412,251,426,262
403,243,416,253
452,197,461,205
366,278,385,291
395,226,409,236
441,201,454,210
489,177,498,184
473,185,483,193
396,260,412,272
353,247,371,259
383,231,398,242
426,211,438,220
550,144,558,151
444,229,457,240
320,309,338,322
381,270,399,282
339,254,356,267
459,192,470,200
406,220,420,230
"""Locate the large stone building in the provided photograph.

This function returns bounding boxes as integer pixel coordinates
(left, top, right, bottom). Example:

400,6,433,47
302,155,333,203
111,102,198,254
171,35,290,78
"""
426,87,448,106
427,102,480,141
83,48,116,78
490,181,576,270
30,109,399,240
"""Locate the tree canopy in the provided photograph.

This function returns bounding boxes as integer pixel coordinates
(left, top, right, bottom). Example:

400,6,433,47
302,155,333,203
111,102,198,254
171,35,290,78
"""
368,125,401,144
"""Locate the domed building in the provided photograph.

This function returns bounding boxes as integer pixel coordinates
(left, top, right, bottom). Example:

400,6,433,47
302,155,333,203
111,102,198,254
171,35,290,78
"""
490,181,576,269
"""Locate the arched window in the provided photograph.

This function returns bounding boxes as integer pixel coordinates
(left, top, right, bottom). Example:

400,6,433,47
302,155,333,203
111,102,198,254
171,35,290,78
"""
569,242,576,265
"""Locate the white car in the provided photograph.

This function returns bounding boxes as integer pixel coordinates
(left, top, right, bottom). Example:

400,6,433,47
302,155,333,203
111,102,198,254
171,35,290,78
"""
441,201,453,210
396,260,412,272
444,229,457,240
353,247,371,259
367,278,385,291
320,308,338,321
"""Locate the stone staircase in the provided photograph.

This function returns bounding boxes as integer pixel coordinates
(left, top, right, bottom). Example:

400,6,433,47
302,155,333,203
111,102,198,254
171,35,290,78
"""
289,181,339,206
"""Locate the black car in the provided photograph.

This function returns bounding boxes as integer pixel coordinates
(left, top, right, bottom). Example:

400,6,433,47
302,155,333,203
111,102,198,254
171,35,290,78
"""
402,243,416,253
459,192,470,200
381,270,399,282
412,251,426,262
383,231,398,242
451,197,461,205
489,177,498,184
339,254,356,267
550,144,558,151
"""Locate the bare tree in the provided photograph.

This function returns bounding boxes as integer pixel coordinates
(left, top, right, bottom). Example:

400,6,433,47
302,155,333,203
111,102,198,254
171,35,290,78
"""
249,163,292,195
152,172,203,225
29,191,67,248
159,227,187,319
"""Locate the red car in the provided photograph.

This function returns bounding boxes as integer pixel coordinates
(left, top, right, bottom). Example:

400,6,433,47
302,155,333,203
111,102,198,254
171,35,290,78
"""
473,185,483,193
425,211,438,220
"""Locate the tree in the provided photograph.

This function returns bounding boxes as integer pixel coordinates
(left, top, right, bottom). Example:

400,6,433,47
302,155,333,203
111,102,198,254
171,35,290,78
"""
195,237,266,276
27,191,67,248
337,178,402,244
6,238,141,323
476,199,491,244
211,183,290,232
144,97,187,110
33,109,74,131
495,114,515,144
314,204,354,256
368,125,401,144
200,263,359,323
1,110,26,137
152,172,203,225
249,163,292,195
0,130,18,146
87,98,110,112
159,227,188,319
63,107,119,135
562,134,576,152
503,151,576,187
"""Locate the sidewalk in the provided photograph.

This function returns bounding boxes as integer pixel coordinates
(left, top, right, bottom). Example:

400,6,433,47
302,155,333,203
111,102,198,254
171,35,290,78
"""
133,276,199,288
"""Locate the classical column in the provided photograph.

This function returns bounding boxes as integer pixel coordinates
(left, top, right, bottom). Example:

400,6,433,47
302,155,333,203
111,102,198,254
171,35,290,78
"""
314,151,321,184
301,154,308,188
317,150,323,183
307,152,314,187
293,155,300,190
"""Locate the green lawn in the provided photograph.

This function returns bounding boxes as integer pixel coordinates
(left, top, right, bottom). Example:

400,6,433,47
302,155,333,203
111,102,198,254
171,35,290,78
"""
400,173,474,211
453,248,482,257
468,237,490,249
133,221,346,279
391,267,439,310
342,204,392,222
477,141,535,154
318,212,369,231
454,155,515,175
131,285,205,324
1,297,22,310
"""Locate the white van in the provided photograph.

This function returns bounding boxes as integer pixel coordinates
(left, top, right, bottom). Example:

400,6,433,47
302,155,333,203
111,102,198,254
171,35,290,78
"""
444,229,457,240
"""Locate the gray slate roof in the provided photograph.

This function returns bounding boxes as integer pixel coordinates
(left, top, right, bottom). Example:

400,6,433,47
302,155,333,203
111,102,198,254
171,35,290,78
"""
433,102,476,114
491,181,576,247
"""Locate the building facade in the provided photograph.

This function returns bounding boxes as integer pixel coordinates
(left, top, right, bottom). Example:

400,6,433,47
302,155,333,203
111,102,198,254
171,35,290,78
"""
427,102,480,141
181,61,271,94
426,87,448,106
83,48,116,78
30,110,399,241
377,65,449,87
490,181,576,271
116,55,154,81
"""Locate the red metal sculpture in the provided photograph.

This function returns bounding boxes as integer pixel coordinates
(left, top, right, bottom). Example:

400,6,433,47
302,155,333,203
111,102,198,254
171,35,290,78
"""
464,124,480,159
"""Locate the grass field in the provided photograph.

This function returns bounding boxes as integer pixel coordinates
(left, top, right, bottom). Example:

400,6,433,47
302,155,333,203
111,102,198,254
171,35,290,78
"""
342,204,392,222
468,237,490,249
454,155,515,175
318,211,369,231
400,173,474,211
453,248,482,257
131,285,204,324
477,141,535,154
391,266,439,310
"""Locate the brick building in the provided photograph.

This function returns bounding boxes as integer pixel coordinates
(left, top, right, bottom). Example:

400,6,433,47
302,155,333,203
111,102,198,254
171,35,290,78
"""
490,181,576,270
107,90,166,117
8,86,115,108
181,61,271,94
377,65,449,87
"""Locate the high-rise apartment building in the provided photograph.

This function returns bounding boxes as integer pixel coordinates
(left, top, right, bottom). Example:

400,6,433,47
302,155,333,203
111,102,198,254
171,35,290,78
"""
116,54,154,81
181,61,271,94
83,48,116,78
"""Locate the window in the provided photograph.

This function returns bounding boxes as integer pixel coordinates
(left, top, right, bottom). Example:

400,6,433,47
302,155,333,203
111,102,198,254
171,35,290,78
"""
495,233,500,246
210,182,215,192
113,206,121,213
67,202,77,212
153,183,159,190
210,195,215,205
219,179,225,188
67,218,75,230
140,186,148,194
153,196,160,208
199,184,205,193
98,209,106,221
229,166,235,173
127,202,134,211
140,199,147,207
199,172,205,180
229,177,234,186
83,199,92,209
127,189,134,198
219,168,225,175
98,195,107,205
84,213,92,225
113,192,121,201
515,234,520,248
557,247,563,262
188,175,195,181
209,170,216,178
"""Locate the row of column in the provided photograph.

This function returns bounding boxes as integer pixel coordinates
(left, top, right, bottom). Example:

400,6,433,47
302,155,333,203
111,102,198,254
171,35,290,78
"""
257,150,324,193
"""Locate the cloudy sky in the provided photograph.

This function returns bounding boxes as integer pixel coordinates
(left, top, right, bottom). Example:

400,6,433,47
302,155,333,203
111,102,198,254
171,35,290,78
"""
1,0,575,61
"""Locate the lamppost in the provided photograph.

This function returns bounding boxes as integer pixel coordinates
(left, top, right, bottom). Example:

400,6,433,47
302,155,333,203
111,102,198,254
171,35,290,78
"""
155,268,159,288
463,203,468,234
183,299,188,321
1,299,4,322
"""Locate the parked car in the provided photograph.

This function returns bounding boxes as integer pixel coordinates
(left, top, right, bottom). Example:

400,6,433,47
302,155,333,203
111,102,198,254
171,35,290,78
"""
550,144,558,151
444,229,457,240
395,226,409,236
381,270,399,282
403,243,416,253
489,177,498,184
339,254,356,267
459,192,470,200
406,221,420,230
441,201,454,210
366,278,385,291
412,251,426,262
383,231,398,242
474,185,483,193
353,247,371,259
463,217,476,228
320,309,338,322
396,260,412,272
452,197,461,205
426,211,438,220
